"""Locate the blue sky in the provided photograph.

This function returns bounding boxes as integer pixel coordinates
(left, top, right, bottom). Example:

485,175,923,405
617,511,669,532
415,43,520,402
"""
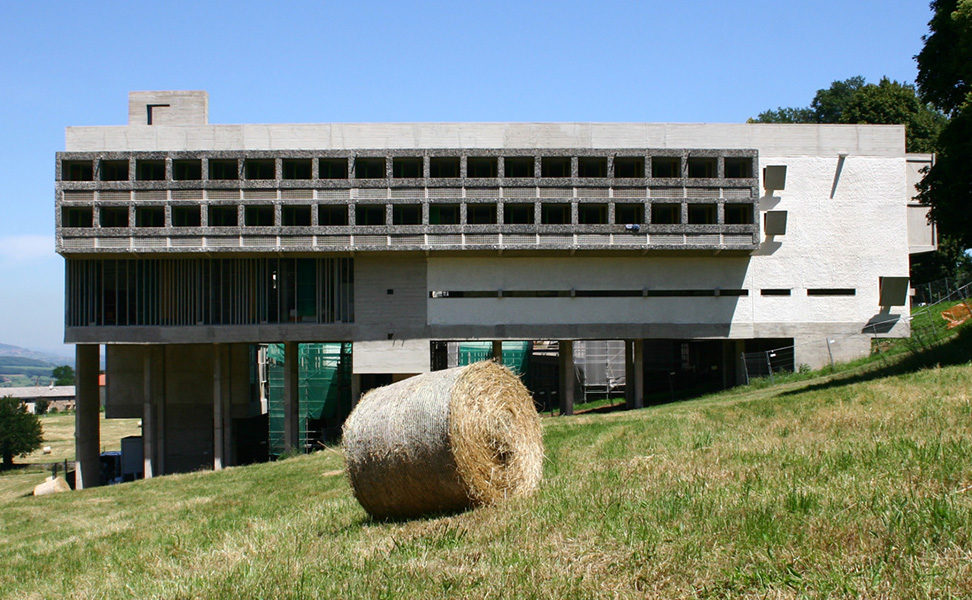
0,0,933,356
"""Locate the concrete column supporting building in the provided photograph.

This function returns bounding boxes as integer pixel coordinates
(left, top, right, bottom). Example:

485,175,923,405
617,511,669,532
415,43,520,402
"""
558,340,574,416
142,349,154,478
75,344,100,489
492,340,503,363
212,343,225,470
632,339,644,409
351,373,362,406
624,340,635,409
283,342,300,452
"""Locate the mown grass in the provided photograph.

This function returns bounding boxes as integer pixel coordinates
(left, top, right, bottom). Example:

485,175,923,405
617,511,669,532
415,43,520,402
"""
0,332,970,599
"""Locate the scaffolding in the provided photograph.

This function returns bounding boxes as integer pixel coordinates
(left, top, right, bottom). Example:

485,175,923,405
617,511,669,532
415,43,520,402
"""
573,340,626,402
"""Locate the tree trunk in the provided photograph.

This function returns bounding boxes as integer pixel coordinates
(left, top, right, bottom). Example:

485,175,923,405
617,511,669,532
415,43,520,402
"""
1,451,12,471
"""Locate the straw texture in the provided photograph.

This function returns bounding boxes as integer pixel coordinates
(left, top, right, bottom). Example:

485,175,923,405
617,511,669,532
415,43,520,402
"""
342,361,543,519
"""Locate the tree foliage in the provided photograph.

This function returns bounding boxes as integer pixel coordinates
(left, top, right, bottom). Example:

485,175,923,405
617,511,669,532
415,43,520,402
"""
0,396,43,469
52,365,75,386
750,76,945,153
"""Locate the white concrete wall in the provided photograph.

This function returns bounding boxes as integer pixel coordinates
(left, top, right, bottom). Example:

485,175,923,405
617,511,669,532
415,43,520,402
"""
352,339,430,374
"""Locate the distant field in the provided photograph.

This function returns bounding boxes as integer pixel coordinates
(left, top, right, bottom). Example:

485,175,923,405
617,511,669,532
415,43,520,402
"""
0,330,968,598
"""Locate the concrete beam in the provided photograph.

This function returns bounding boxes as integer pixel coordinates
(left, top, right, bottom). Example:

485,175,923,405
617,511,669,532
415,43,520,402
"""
283,342,300,453
558,340,574,416
75,344,100,489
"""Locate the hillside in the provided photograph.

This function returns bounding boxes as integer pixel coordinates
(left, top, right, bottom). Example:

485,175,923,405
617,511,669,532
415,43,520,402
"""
0,332,969,598
0,343,73,386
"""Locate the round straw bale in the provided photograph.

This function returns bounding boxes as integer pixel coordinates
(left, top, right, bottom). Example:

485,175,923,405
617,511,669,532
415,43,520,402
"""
342,361,543,519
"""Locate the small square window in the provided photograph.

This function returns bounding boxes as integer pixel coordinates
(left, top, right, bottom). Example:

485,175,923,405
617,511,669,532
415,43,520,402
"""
688,157,717,178
173,159,202,180
282,205,311,226
393,157,423,178
318,204,348,226
282,159,312,180
614,157,645,178
99,206,129,227
541,157,571,178
615,203,644,224
244,159,275,180
725,157,753,179
172,205,201,227
651,203,681,224
430,157,460,178
467,203,497,224
578,203,607,224
467,157,498,178
209,159,238,180
354,157,386,179
504,157,535,178
578,157,607,178
62,160,93,181
541,203,570,224
504,203,535,224
100,160,129,181
136,160,165,181
62,206,93,227
687,203,717,224
208,205,238,227
244,205,274,226
319,158,349,179
429,203,459,225
135,206,165,227
651,157,681,178
355,204,386,225
393,204,422,225
725,203,753,224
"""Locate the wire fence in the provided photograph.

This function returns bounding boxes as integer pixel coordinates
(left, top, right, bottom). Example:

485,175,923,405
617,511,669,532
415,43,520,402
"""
741,279,972,385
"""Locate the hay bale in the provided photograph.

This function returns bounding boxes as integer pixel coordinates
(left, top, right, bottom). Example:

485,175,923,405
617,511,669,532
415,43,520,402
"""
33,476,70,497
342,361,543,519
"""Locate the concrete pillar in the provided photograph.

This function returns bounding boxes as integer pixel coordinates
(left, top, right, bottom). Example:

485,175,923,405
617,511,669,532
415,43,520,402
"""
624,340,635,409
632,339,644,409
351,373,362,407
212,343,224,470
142,348,154,479
283,342,300,453
492,340,503,363
75,344,100,489
558,340,574,416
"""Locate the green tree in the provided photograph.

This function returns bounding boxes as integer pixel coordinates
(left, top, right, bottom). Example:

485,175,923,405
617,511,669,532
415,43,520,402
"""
916,0,972,253
52,365,74,386
0,396,43,469
810,75,867,122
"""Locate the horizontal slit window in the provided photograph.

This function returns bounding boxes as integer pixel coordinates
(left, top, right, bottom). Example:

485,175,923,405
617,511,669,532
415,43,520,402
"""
429,291,499,298
135,206,164,227
614,157,645,178
136,160,165,181
318,204,348,226
62,160,93,181
208,205,238,227
282,205,311,226
467,203,497,225
282,159,312,180
761,289,792,296
62,206,93,227
504,203,534,224
504,157,534,178
171,206,201,227
467,157,498,178
319,158,348,179
807,288,856,296
173,159,201,180
429,157,460,178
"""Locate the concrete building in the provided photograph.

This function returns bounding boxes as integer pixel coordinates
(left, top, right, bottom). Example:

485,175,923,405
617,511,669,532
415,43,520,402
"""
56,91,931,486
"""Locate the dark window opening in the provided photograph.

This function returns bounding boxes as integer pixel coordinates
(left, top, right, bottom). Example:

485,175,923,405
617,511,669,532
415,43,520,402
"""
100,160,129,181
99,206,129,227
688,204,717,224
282,159,312,180
244,205,274,226
541,203,570,224
504,157,535,178
807,288,856,296
319,158,349,179
282,205,311,226
688,157,717,178
615,203,644,224
430,157,460,178
761,289,791,296
651,157,681,178
467,157,498,178
173,159,202,180
467,203,497,224
541,157,571,178
614,157,645,178
135,206,164,227
578,203,607,224
393,204,421,225
208,205,238,227
725,203,753,224
318,204,348,226
62,206,93,227
578,157,607,178
245,159,275,180
62,160,93,181
355,204,386,225
504,203,534,224
354,157,386,179
172,205,201,227
136,160,165,181
429,203,459,225
725,157,753,179
393,157,423,178
209,159,238,180
651,203,681,224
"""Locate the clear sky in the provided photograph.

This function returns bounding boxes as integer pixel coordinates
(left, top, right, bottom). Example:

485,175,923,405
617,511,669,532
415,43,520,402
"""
0,0,934,356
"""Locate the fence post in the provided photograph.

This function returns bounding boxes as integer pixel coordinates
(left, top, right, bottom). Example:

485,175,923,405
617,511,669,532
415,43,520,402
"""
825,337,835,370
765,351,774,384
740,353,748,385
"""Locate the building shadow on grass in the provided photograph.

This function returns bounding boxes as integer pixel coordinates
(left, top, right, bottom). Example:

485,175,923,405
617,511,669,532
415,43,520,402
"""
778,327,972,398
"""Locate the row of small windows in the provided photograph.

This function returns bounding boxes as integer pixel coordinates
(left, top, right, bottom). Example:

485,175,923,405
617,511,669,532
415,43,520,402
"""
62,202,755,228
61,156,754,181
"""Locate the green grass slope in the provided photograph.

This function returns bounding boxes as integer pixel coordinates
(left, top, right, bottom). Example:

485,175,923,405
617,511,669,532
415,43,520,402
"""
1,333,970,599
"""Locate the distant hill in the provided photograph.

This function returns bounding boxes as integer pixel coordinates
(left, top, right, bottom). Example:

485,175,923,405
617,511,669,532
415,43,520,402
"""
0,344,74,387
0,343,73,367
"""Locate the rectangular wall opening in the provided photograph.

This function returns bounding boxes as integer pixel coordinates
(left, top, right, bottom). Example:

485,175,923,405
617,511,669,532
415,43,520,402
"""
136,160,165,181
578,157,607,178
208,205,238,227
173,159,202,180
355,204,386,225
504,203,534,224
615,203,644,224
62,160,93,181
135,206,165,227
467,203,497,224
282,159,312,180
807,288,856,296
393,157,423,178
244,159,275,180
171,205,201,227
62,206,93,227
244,205,275,226
100,160,129,181
541,157,571,178
725,203,753,224
354,158,386,179
651,157,681,178
282,205,311,226
209,159,238,180
541,202,570,224
99,206,129,227
318,204,348,226
687,157,717,178
467,157,498,178
429,203,460,225
578,203,607,224
614,156,645,178
319,158,349,179
504,157,534,178
688,203,717,224
725,157,753,178
393,204,421,225
651,203,681,224
430,157,460,178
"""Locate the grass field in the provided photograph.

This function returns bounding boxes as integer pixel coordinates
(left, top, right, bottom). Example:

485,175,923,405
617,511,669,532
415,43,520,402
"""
0,331,969,598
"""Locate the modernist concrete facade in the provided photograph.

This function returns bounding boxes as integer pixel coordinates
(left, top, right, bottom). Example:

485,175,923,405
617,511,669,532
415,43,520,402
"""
57,91,930,486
